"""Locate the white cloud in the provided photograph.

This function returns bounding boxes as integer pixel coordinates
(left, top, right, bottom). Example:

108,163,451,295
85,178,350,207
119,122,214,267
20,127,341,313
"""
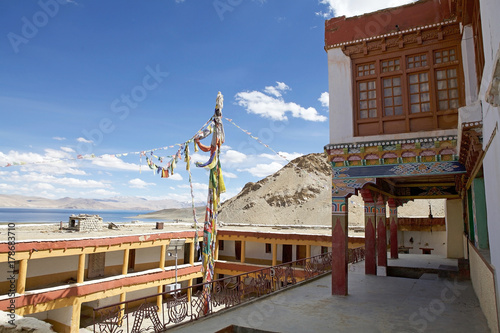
88,189,120,197
235,83,327,122
129,178,156,189
0,171,110,189
264,81,289,97
77,137,92,143
169,173,183,181
317,0,416,18
238,161,284,178
178,182,208,190
92,155,140,171
221,150,247,165
223,171,237,178
33,183,56,191
53,137,66,141
319,92,329,109
260,152,303,162
60,146,75,153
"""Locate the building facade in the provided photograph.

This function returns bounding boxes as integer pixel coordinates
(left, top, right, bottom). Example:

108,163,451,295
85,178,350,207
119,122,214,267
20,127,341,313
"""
324,0,500,330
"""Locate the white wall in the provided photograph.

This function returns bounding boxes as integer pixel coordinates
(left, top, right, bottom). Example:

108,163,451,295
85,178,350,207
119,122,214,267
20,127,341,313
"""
27,255,79,277
126,287,158,301
136,246,161,265
328,47,354,143
478,0,500,322
47,305,73,327
105,250,123,267
246,242,270,261
399,231,447,256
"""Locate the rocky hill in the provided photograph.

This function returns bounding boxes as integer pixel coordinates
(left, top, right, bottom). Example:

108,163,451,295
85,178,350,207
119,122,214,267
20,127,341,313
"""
218,153,445,226
218,153,365,226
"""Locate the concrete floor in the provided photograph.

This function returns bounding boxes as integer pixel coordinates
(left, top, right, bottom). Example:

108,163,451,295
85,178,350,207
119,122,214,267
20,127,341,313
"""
169,255,491,333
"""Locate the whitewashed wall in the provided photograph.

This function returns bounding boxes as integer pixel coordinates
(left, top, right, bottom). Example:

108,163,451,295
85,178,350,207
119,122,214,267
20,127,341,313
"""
26,255,79,277
135,246,161,264
399,231,447,256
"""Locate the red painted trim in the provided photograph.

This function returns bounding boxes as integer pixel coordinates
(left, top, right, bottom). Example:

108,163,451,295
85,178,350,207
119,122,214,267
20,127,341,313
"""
377,216,387,267
390,218,399,259
332,217,347,295
0,231,203,252
325,0,453,46
365,217,376,275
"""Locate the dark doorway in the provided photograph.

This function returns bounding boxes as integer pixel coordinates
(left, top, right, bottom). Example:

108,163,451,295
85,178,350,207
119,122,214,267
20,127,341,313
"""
235,241,242,261
282,245,292,264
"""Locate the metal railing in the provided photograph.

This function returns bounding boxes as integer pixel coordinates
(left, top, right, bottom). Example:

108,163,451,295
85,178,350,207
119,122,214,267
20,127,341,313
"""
92,247,365,333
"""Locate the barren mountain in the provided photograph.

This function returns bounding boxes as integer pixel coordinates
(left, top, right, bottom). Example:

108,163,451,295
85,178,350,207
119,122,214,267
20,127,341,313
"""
218,153,444,227
218,153,365,226
0,194,189,211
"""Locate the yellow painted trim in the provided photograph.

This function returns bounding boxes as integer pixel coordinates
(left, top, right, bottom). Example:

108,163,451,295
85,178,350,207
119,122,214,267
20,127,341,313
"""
0,237,198,263
159,245,166,269
272,243,277,266
122,249,129,275
189,242,195,265
77,254,85,283
241,241,246,263
46,319,71,333
16,259,27,294
71,300,81,333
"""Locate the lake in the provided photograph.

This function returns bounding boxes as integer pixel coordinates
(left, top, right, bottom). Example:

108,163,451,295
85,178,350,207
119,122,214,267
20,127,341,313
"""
0,208,155,224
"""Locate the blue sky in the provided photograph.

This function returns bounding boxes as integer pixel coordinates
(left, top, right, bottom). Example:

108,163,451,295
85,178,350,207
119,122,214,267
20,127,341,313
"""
0,0,411,204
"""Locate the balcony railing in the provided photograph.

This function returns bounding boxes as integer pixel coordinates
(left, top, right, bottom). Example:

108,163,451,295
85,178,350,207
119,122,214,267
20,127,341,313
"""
92,247,365,333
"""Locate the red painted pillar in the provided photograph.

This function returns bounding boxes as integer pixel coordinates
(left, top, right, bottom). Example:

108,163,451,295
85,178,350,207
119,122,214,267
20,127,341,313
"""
332,196,348,296
364,201,377,275
388,198,399,259
376,195,387,274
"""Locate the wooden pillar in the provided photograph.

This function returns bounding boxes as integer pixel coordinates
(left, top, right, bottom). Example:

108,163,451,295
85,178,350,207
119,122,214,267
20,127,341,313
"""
118,292,126,324
272,243,277,266
240,241,246,263
122,249,130,275
332,196,348,296
156,285,163,311
16,259,28,294
215,240,220,261
388,198,399,259
361,189,376,275
187,279,193,302
306,244,311,258
70,301,82,333
77,254,86,283
189,242,195,265
160,244,166,269
376,195,387,274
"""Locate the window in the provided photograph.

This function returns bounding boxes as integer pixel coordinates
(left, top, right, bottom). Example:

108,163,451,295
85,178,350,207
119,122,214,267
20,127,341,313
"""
321,246,329,254
408,72,430,113
219,240,224,251
358,81,377,119
265,243,272,253
383,77,403,116
436,68,459,110
353,42,462,136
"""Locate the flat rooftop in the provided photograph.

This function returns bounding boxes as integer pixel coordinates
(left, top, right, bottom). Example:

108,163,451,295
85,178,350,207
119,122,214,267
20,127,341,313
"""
1,222,347,243
169,255,491,333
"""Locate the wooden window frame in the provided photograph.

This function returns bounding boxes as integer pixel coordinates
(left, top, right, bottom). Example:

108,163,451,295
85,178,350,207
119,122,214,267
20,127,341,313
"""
352,40,464,137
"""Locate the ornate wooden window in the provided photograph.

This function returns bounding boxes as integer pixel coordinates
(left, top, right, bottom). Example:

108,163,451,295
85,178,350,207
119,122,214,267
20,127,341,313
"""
353,40,463,136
